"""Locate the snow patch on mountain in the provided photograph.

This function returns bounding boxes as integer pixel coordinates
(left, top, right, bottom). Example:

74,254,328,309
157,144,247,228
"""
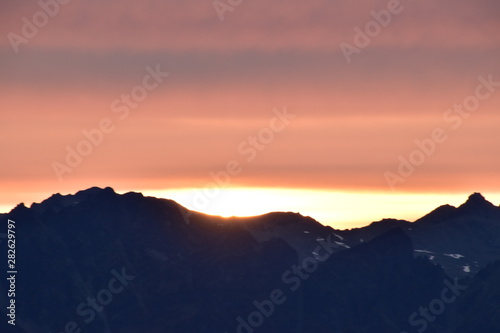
414,249,434,254
444,253,464,259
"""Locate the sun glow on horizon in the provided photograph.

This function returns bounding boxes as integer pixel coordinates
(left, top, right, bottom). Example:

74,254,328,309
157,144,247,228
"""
137,187,500,229
2,187,500,230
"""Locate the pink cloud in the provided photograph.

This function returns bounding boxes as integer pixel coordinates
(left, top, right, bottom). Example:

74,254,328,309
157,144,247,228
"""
1,0,499,52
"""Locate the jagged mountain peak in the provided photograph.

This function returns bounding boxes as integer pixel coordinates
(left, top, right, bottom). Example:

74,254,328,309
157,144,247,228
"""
29,186,118,214
459,192,495,209
414,193,497,225
456,192,497,217
467,192,486,201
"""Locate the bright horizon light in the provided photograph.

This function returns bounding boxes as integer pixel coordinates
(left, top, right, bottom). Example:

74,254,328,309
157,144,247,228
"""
2,187,499,230
138,188,500,229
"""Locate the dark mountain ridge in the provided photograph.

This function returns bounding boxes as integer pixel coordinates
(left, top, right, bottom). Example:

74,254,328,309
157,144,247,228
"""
0,187,499,332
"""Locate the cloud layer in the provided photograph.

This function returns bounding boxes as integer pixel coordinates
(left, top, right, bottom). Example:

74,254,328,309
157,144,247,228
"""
1,0,499,218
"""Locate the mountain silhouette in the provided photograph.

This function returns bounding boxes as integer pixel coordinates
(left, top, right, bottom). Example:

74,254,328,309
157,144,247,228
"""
1,187,499,333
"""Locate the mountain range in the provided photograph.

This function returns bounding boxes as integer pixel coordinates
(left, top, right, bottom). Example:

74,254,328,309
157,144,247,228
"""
1,187,499,333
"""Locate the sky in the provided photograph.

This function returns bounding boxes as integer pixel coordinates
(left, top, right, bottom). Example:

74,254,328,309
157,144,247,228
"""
1,0,499,229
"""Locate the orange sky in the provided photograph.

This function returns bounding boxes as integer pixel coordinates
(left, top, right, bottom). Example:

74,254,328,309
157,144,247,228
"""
1,0,499,228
